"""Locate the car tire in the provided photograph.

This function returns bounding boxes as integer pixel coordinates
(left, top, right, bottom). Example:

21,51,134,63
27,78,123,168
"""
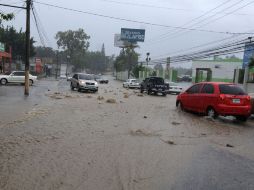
206,107,218,119
77,85,81,92
70,83,74,90
140,88,144,93
176,101,184,111
236,116,248,122
147,89,151,95
0,78,7,85
29,79,33,86
162,93,167,96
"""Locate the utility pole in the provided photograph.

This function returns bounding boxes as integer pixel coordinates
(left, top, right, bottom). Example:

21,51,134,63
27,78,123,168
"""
24,0,31,95
55,51,59,79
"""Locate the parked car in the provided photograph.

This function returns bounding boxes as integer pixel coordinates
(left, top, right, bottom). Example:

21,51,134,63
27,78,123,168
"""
123,79,140,88
176,82,251,121
140,77,168,96
95,75,109,84
0,71,37,85
249,93,254,115
177,75,192,82
70,73,98,93
165,81,183,94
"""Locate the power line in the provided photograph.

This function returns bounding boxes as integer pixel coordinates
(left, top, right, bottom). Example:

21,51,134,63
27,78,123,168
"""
98,0,253,16
31,4,46,46
33,0,254,35
145,0,234,43
0,3,25,9
165,0,254,41
145,0,248,45
151,0,254,45
32,4,52,47
148,37,252,63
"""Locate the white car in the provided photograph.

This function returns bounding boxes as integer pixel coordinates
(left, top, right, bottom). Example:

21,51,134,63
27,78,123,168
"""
166,82,183,94
0,71,37,85
123,79,140,88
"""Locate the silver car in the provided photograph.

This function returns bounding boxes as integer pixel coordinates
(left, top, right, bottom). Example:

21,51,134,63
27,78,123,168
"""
70,73,98,92
0,71,37,85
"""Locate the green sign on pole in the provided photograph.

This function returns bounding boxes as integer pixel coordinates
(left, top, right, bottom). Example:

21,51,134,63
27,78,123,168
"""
0,42,5,52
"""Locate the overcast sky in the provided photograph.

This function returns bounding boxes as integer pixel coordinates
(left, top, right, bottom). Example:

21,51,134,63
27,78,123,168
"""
1,0,254,67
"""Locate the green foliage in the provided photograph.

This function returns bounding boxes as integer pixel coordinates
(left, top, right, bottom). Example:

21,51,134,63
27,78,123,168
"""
55,28,90,53
249,57,254,67
132,64,145,78
0,26,35,60
55,28,90,69
114,48,139,72
0,12,14,24
35,46,56,58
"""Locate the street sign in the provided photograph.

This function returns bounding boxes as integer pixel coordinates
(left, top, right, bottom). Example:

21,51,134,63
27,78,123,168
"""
121,28,145,42
0,42,5,52
243,42,254,69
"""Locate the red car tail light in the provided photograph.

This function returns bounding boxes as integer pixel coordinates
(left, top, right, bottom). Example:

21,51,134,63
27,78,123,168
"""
246,96,251,101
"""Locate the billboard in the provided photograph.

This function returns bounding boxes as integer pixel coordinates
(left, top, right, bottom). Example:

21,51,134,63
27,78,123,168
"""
243,42,254,69
114,34,131,47
121,28,145,42
114,34,138,48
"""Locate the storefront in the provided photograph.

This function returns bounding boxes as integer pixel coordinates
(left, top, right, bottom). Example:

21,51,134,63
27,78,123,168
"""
0,42,12,73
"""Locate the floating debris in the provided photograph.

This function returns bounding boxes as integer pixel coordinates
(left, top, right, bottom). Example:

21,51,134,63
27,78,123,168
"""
106,98,117,103
172,121,181,125
97,96,104,100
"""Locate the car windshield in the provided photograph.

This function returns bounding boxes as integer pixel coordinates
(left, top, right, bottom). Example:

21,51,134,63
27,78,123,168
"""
151,78,164,84
79,74,94,80
131,80,138,83
219,84,246,95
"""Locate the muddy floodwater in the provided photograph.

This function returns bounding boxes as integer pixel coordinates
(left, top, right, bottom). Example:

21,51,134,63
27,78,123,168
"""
1,77,254,190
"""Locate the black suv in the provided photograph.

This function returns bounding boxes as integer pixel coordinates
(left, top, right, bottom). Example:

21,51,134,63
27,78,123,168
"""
140,77,168,96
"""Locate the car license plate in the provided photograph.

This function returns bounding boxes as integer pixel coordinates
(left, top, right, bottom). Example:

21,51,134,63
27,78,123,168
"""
232,99,240,104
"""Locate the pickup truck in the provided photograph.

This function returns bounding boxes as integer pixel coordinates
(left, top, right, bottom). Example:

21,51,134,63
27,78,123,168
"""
140,77,168,96
0,71,37,85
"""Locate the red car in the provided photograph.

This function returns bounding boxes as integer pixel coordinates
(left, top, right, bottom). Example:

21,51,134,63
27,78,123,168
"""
176,82,251,121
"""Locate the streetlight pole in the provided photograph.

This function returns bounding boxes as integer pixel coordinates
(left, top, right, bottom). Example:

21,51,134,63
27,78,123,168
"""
146,52,151,78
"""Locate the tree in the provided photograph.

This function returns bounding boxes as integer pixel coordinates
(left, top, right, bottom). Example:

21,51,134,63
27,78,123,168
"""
35,46,56,58
0,12,14,25
132,64,145,78
0,26,35,60
101,43,105,56
114,48,139,74
55,29,90,69
249,57,254,67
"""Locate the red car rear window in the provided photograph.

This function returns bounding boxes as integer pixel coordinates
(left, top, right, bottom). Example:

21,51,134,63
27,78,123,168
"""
219,84,246,95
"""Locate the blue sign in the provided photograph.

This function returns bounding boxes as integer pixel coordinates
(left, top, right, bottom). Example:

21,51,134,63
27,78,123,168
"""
243,43,254,69
121,28,145,42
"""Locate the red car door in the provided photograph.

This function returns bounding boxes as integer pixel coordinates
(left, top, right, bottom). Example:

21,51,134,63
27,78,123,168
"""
199,83,217,113
182,84,203,111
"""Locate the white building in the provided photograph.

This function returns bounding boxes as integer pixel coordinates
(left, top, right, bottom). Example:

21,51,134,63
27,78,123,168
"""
192,59,242,82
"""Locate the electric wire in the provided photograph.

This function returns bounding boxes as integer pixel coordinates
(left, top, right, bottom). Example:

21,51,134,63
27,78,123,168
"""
32,0,253,35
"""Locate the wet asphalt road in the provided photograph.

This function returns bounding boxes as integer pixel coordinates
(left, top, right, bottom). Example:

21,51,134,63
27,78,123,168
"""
1,77,254,190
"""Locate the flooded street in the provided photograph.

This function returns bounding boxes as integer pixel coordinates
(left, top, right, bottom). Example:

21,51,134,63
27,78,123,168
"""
1,77,254,190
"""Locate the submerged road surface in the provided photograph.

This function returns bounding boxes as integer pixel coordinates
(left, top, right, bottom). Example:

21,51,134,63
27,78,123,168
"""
0,77,254,190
